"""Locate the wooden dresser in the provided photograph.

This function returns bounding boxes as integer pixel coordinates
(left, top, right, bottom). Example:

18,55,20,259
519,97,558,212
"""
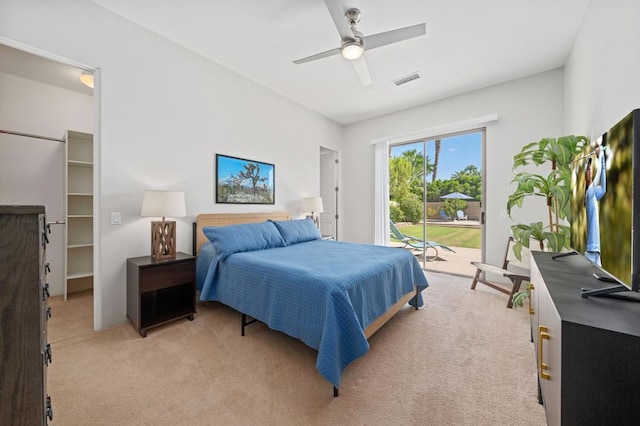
530,252,640,426
0,205,53,425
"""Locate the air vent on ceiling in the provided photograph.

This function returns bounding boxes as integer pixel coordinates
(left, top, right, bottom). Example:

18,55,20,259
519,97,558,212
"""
392,72,421,86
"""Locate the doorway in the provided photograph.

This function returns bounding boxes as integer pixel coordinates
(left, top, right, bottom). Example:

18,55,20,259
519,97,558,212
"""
0,41,98,328
389,130,484,276
319,147,339,240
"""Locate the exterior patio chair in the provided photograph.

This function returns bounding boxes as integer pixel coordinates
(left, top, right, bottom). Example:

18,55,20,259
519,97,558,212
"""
389,220,456,260
470,236,531,308
439,209,451,221
456,210,468,220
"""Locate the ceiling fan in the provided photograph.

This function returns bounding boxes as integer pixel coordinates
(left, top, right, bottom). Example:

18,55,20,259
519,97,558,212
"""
293,0,426,86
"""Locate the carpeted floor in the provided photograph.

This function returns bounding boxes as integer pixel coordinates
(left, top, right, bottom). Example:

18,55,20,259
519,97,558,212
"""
47,272,546,425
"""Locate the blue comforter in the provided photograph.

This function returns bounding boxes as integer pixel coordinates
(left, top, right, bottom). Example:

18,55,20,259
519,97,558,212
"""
196,239,428,388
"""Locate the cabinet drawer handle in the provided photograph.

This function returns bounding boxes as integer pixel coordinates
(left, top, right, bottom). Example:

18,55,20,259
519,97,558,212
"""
45,343,52,366
539,325,550,380
45,262,51,274
46,395,53,420
528,283,535,315
46,307,52,320
43,283,50,301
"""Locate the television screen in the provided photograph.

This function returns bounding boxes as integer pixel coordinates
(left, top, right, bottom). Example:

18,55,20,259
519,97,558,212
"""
570,110,640,292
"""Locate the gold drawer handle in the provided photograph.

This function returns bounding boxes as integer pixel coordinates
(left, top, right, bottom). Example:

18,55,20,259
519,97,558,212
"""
528,283,535,315
539,325,551,380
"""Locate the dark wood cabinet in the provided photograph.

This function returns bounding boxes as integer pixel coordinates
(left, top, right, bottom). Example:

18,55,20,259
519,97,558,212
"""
531,252,640,426
0,205,53,425
127,252,196,337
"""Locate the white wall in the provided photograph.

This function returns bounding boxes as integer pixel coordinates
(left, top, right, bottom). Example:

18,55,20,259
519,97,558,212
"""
565,0,640,137
0,0,342,330
342,69,565,266
0,71,93,297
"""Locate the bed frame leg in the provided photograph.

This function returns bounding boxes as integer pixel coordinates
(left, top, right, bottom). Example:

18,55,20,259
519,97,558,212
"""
414,291,419,310
333,386,339,397
241,313,259,336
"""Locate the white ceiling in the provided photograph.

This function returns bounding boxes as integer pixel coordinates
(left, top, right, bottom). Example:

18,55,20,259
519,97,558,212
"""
1,1,591,125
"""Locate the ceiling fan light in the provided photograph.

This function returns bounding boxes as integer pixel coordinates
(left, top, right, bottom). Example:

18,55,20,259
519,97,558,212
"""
341,42,364,60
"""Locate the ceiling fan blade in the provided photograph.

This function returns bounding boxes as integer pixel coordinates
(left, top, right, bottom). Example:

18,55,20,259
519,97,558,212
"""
363,23,426,51
351,56,372,86
293,47,341,64
323,0,354,40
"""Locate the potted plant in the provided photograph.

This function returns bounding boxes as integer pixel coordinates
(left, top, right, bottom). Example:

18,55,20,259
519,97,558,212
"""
507,135,588,306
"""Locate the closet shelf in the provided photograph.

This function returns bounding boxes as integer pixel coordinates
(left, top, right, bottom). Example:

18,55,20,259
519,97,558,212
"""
67,243,93,249
67,271,94,280
67,160,93,167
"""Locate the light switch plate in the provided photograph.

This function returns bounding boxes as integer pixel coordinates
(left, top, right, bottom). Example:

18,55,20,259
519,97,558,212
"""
111,212,121,225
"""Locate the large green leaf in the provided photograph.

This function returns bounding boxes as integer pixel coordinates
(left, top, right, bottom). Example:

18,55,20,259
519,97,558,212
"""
512,135,588,170
510,222,547,260
557,135,588,166
544,231,565,252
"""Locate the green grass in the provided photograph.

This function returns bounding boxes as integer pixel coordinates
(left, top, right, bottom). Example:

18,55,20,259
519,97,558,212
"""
394,224,481,249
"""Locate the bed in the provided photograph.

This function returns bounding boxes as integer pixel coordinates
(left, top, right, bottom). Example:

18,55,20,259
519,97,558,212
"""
194,212,429,396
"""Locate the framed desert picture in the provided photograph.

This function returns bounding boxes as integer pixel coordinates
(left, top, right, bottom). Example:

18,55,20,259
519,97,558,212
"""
215,154,275,204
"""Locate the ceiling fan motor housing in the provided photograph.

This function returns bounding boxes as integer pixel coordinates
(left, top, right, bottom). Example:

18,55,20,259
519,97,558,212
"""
345,8,361,26
341,8,364,60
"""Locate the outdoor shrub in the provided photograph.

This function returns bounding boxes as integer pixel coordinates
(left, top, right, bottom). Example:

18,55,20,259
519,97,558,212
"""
443,199,467,218
390,203,403,223
400,195,423,223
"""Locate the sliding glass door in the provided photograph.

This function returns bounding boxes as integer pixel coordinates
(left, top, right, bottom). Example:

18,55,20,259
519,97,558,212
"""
389,130,484,276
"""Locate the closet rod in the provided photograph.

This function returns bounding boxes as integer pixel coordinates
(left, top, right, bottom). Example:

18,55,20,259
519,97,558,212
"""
0,129,65,143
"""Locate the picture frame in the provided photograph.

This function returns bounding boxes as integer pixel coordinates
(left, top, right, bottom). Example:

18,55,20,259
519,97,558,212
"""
215,154,275,204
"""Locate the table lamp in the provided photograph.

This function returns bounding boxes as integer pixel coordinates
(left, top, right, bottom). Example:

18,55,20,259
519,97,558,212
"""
302,197,324,228
141,190,186,260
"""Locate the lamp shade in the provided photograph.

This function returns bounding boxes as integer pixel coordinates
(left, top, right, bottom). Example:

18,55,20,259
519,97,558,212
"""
302,197,324,213
141,190,186,218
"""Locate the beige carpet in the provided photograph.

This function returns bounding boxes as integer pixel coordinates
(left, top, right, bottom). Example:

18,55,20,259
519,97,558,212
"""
47,273,546,425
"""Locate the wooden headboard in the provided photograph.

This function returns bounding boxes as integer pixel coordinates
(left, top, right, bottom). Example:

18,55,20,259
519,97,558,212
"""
193,211,291,255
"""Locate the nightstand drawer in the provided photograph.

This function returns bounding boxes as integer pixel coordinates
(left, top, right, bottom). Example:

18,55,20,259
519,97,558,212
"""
139,261,194,292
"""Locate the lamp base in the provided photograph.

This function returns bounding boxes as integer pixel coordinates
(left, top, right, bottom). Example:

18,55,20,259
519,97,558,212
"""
150,220,177,260
306,214,321,229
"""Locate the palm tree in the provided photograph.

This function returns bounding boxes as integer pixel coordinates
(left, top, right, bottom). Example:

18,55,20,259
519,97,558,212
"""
433,139,441,182
401,149,424,181
401,148,434,185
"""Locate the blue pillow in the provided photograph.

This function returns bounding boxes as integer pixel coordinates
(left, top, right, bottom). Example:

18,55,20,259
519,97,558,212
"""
269,218,321,245
202,222,285,260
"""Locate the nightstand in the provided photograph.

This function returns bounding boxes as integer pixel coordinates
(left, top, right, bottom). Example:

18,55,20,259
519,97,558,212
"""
127,252,195,337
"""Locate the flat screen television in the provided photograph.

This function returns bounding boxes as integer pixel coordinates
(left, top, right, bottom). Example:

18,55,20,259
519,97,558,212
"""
569,109,640,297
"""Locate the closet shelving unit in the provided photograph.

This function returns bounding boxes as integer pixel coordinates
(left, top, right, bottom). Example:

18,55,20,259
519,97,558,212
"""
65,131,94,299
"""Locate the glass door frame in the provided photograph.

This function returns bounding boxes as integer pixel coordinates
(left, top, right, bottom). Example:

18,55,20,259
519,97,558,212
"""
389,127,486,274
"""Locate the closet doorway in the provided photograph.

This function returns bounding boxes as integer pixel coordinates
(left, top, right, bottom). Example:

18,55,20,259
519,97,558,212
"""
0,42,98,328
389,130,484,276
319,147,340,240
